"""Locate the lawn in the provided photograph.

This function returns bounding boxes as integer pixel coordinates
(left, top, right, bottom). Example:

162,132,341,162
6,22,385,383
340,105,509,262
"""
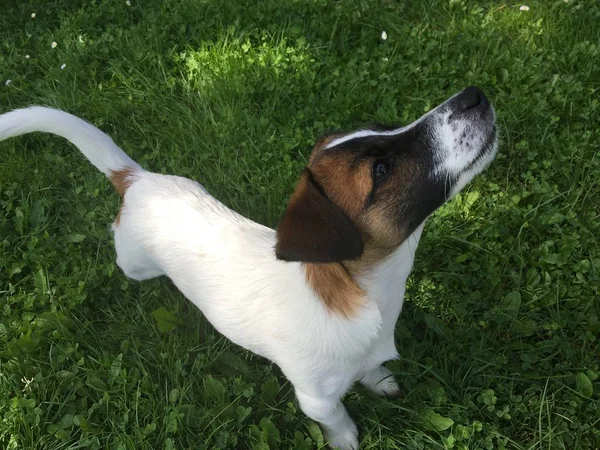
1,0,599,449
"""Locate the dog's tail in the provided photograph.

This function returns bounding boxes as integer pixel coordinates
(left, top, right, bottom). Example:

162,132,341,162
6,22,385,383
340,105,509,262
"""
0,106,141,191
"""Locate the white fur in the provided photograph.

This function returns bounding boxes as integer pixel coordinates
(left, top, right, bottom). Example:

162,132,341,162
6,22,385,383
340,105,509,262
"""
0,100,495,450
433,110,497,181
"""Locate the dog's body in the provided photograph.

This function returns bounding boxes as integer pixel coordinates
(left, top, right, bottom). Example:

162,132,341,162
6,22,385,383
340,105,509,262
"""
0,87,497,449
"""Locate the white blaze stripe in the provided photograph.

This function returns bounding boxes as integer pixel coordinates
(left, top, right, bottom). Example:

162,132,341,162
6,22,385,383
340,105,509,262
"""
324,97,454,150
325,126,410,149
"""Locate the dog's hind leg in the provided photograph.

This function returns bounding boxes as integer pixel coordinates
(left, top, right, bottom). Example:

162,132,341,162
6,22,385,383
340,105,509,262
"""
112,224,163,281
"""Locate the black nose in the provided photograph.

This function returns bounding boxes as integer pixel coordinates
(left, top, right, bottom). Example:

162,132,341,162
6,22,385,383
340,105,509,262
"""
459,86,488,110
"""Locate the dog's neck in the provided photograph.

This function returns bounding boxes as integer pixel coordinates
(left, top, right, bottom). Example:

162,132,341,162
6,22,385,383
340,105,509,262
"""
304,223,426,318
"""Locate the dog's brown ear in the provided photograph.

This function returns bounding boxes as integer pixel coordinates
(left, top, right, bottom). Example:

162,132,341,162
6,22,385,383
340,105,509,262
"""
275,170,364,263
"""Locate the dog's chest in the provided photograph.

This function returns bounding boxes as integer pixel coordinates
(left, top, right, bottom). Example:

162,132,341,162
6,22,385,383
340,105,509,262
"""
358,225,424,363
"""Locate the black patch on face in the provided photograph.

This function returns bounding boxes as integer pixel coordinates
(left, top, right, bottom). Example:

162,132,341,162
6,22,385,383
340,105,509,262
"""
368,122,403,132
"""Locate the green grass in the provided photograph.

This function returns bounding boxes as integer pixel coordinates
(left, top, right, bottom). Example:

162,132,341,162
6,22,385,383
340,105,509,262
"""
1,0,599,449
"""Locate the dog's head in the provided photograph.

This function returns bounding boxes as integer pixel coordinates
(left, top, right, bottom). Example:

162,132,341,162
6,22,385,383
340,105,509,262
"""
276,86,497,263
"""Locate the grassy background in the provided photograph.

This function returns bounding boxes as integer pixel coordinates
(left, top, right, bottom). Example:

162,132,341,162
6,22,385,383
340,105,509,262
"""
1,0,599,449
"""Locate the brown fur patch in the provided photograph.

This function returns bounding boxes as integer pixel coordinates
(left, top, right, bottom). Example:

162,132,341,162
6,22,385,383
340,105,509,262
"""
305,262,365,318
110,168,134,197
309,133,345,164
362,204,407,249
109,168,135,225
311,155,372,219
344,243,396,277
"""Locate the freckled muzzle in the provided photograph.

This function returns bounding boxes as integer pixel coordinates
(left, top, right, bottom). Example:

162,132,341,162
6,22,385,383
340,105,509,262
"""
427,86,498,198
427,86,497,166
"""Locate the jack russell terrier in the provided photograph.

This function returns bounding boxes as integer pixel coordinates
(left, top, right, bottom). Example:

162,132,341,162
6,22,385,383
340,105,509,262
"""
0,86,497,449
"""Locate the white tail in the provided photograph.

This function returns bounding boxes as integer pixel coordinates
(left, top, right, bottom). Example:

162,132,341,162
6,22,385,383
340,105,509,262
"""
0,106,141,176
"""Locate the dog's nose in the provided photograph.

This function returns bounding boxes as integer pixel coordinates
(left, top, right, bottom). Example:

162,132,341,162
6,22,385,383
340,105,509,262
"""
458,86,488,110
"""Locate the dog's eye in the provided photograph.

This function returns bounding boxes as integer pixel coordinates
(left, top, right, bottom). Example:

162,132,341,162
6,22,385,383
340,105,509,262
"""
372,160,391,182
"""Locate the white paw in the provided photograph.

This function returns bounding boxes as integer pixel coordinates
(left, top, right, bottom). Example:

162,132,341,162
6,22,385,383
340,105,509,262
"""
372,376,401,397
325,420,359,450
360,366,401,398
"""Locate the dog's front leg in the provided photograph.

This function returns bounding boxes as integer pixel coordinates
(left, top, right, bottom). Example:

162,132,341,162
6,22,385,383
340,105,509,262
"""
296,389,358,450
359,365,401,398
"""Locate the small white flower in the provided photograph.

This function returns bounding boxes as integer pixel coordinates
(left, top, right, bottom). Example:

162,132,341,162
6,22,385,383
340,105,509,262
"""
21,376,34,392
5,79,12,86
519,5,530,11
126,0,131,5
25,54,30,59
60,63,66,70
381,31,388,40
51,41,57,48
382,57,389,62
31,13,36,19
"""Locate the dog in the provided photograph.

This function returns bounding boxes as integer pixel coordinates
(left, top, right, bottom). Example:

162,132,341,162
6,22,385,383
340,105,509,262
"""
0,86,497,449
